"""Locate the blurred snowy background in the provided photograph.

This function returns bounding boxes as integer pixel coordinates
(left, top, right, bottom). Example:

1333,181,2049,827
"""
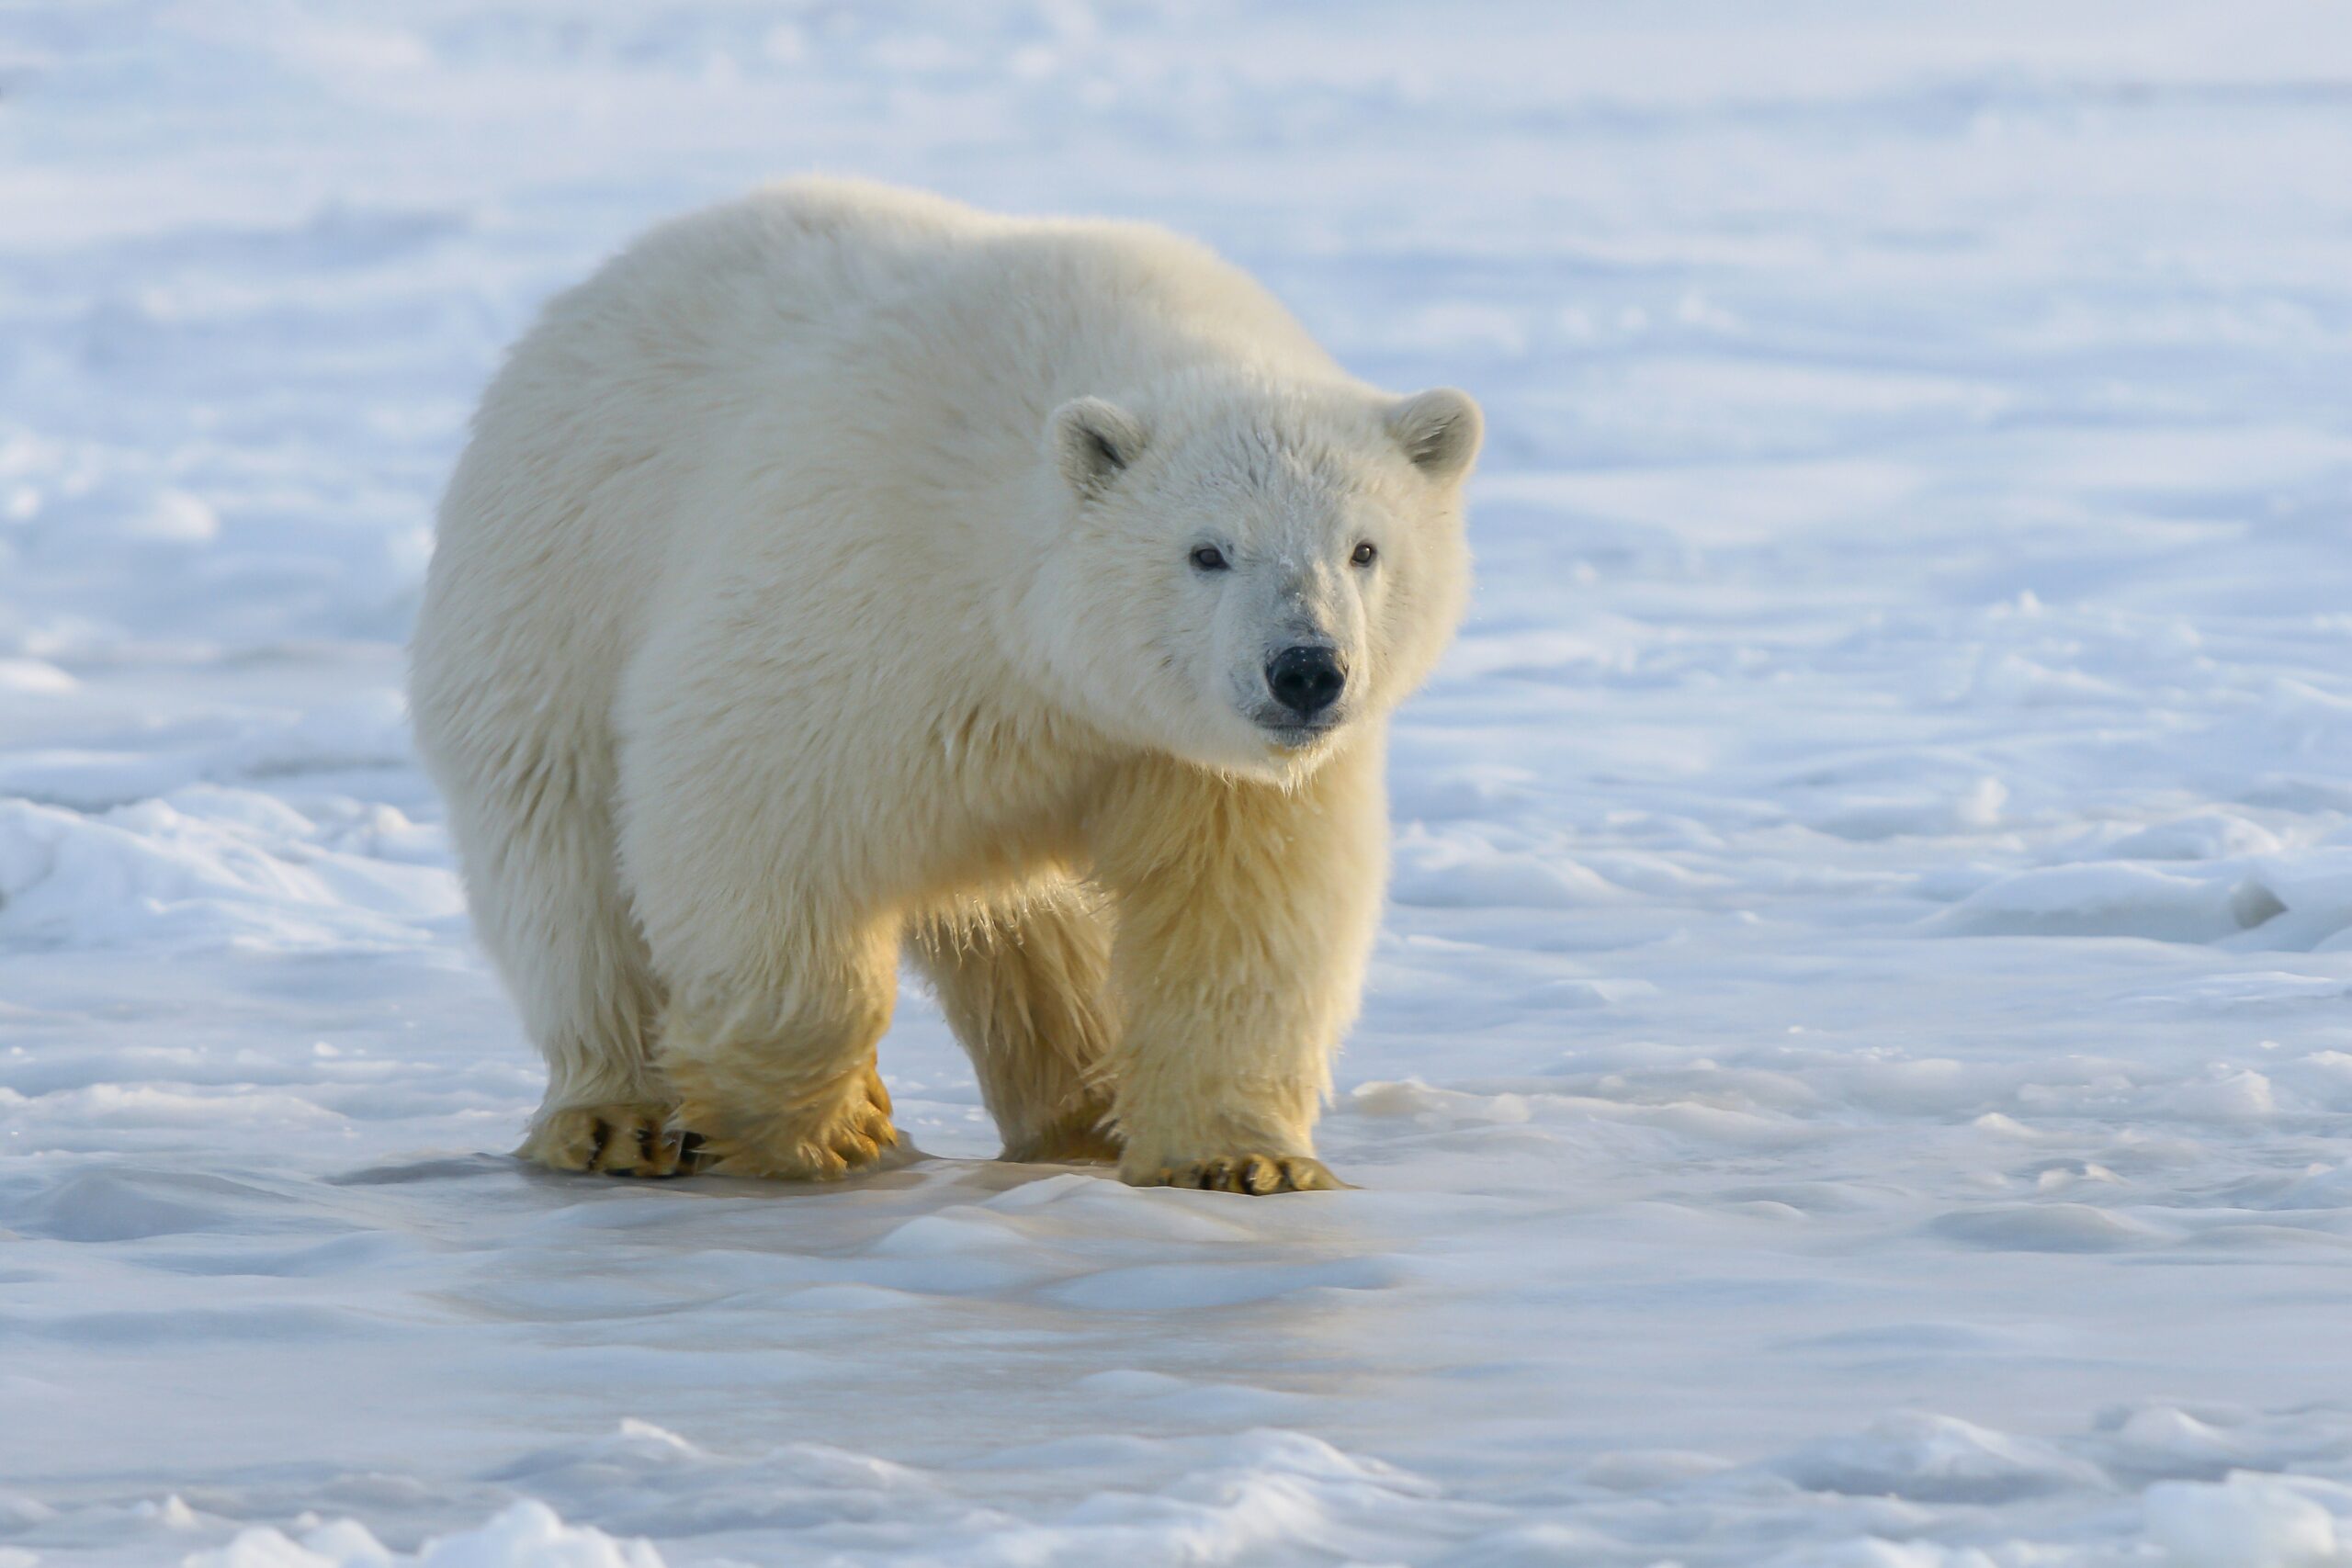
5,3,2352,1564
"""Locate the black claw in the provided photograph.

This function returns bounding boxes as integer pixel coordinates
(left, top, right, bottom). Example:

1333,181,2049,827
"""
585,1120,611,1165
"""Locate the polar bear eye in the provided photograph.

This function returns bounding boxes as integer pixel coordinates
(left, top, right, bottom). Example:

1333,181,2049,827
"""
1190,546,1230,572
1351,542,1378,566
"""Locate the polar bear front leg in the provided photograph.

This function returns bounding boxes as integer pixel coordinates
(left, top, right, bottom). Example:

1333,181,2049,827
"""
1092,742,1388,1194
652,924,901,1181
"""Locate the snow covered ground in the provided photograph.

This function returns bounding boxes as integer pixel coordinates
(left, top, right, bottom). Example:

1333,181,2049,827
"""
5,3,2352,1563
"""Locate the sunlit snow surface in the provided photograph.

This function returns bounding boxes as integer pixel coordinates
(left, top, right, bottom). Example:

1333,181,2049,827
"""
6,4,2352,1564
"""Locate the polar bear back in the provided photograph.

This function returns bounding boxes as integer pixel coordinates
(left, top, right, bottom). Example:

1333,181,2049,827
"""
419,177,1344,715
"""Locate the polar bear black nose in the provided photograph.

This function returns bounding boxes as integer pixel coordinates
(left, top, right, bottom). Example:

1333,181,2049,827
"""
1267,646,1346,718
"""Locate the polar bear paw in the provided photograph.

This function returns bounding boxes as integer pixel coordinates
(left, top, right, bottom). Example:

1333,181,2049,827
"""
1130,1153,1351,1194
520,1103,705,1179
687,1067,899,1181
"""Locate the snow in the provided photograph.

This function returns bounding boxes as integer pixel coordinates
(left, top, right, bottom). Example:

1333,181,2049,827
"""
2145,1475,2345,1568
187,1503,663,1568
5,2,2352,1564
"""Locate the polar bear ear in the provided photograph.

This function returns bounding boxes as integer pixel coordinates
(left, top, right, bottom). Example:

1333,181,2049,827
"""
1386,388,1483,483
1049,397,1148,499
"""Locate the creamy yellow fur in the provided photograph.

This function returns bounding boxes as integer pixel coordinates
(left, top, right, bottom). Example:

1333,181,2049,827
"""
409,179,1477,1190
909,886,1122,1163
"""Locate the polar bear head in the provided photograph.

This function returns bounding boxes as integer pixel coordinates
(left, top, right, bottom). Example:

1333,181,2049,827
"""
1032,375,1479,779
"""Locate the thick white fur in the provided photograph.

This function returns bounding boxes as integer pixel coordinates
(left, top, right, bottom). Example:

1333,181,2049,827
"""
410,178,1478,1190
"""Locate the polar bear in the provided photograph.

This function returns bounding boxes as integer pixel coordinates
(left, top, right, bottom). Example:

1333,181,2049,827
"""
410,179,1478,1193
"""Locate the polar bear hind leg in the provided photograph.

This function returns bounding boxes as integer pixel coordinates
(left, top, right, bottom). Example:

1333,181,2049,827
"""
648,922,902,1181
910,884,1122,1164
414,683,683,1178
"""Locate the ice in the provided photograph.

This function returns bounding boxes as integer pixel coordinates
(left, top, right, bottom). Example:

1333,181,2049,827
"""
6,2,2352,1564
